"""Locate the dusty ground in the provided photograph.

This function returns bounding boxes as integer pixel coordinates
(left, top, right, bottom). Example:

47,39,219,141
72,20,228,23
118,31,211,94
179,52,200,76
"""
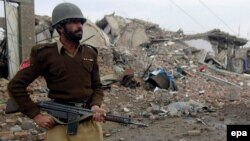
0,101,250,141
102,103,250,141
1,75,250,141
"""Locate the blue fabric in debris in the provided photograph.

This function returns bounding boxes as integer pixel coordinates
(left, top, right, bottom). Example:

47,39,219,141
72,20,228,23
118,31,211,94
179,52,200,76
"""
147,67,177,91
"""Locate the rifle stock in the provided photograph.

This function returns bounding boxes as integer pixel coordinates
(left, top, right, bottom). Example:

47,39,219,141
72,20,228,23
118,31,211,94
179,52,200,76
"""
5,99,19,114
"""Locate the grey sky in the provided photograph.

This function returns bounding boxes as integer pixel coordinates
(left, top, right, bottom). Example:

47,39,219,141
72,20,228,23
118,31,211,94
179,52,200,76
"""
1,0,250,41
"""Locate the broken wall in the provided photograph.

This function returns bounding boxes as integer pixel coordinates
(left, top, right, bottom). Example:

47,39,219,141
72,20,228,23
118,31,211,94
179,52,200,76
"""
97,15,167,76
183,29,248,73
184,39,214,53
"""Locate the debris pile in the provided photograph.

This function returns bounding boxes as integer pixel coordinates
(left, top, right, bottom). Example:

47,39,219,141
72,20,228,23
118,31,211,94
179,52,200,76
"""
1,14,250,140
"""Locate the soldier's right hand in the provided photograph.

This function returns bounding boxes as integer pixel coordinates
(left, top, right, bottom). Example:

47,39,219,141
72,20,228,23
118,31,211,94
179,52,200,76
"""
33,113,55,129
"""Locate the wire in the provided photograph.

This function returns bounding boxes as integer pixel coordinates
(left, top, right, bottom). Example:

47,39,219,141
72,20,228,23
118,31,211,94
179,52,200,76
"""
198,0,236,35
169,0,207,30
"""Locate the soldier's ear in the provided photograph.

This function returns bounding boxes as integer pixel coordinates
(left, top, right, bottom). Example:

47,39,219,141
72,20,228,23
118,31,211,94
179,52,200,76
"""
57,25,63,30
56,25,64,35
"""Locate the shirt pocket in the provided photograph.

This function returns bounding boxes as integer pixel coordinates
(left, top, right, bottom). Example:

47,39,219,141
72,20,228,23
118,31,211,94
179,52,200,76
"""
82,59,94,73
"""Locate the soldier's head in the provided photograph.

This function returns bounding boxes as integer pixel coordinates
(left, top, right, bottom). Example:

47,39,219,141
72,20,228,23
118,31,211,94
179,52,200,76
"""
52,2,86,42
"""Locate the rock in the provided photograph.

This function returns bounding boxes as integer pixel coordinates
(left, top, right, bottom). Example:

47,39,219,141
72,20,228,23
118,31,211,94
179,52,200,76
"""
119,137,125,141
0,122,7,128
37,132,46,140
142,111,151,118
30,130,39,135
21,121,34,130
0,78,9,86
187,130,201,136
16,117,23,124
219,117,224,121
10,125,22,132
203,127,216,131
6,118,16,124
123,107,130,113
0,131,15,141
247,82,250,86
14,131,31,138
198,90,205,95
103,132,112,137
217,102,225,108
149,115,156,120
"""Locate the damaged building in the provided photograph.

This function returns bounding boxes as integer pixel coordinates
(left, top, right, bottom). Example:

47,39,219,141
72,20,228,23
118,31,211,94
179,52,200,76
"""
183,29,249,73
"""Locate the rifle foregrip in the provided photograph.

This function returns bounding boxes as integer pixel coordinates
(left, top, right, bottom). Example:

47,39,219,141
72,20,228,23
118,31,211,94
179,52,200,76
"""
105,115,131,124
105,114,148,127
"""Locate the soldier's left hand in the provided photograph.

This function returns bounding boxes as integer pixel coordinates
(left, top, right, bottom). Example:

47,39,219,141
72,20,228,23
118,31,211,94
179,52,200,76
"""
91,105,106,122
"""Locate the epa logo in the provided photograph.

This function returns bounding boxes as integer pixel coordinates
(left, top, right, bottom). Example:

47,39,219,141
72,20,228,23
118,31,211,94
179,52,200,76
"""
227,125,250,141
231,131,247,138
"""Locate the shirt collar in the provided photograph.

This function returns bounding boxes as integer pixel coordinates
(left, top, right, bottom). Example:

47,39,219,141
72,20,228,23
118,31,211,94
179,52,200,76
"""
56,39,64,54
56,39,81,55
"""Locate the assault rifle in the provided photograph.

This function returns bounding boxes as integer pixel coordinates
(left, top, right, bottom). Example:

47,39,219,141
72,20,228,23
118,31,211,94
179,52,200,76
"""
5,99,148,135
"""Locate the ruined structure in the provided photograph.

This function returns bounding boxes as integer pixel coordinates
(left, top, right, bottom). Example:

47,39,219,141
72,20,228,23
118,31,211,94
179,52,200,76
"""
183,29,248,73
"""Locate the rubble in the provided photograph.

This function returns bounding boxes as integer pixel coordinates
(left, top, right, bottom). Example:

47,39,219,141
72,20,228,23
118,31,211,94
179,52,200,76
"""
1,14,250,140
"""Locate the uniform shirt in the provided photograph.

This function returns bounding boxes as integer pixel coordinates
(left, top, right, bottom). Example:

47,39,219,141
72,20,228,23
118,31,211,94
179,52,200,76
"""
8,41,104,119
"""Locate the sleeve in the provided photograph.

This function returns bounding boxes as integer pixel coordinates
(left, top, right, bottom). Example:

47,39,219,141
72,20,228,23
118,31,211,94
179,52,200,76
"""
7,47,43,119
90,49,104,107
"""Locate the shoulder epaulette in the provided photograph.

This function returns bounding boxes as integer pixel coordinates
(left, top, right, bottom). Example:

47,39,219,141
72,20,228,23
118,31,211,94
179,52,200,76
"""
82,44,98,53
31,42,56,54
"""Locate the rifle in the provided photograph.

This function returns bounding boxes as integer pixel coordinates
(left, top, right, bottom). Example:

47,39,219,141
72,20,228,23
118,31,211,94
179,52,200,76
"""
5,99,148,135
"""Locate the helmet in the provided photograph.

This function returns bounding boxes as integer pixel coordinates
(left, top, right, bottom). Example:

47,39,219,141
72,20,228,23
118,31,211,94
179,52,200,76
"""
51,2,86,28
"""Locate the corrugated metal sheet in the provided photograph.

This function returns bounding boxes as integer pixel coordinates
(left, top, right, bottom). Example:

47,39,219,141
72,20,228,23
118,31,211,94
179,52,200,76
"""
5,1,20,79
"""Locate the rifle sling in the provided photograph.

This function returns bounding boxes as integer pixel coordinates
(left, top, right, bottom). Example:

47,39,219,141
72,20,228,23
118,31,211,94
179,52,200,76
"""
52,113,93,125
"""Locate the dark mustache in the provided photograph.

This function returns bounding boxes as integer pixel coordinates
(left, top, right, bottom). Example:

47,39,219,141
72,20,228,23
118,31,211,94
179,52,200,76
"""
74,28,82,33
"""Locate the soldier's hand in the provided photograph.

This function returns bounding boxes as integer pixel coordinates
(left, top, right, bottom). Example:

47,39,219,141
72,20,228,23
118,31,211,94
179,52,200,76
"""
91,105,106,122
33,113,55,129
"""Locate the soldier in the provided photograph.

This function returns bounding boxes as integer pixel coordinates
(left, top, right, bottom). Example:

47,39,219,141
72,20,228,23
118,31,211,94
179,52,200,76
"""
8,2,105,141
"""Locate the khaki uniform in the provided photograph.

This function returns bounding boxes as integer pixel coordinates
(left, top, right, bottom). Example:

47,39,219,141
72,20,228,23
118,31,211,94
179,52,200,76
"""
46,121,103,141
8,40,104,141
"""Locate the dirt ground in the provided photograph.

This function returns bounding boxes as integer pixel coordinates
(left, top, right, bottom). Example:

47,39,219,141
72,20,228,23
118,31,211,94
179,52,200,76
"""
1,76,250,141
1,103,249,141
102,103,250,141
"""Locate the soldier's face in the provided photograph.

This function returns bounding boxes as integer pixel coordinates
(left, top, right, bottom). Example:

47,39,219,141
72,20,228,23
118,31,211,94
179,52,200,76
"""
63,21,83,42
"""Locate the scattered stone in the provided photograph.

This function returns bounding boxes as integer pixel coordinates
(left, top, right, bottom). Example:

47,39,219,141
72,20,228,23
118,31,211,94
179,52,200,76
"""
21,121,34,130
123,107,130,113
187,130,201,136
37,132,46,140
119,137,125,141
0,131,15,141
219,117,225,121
6,118,16,124
103,132,112,137
198,90,205,95
10,125,22,132
14,131,31,138
0,123,6,129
